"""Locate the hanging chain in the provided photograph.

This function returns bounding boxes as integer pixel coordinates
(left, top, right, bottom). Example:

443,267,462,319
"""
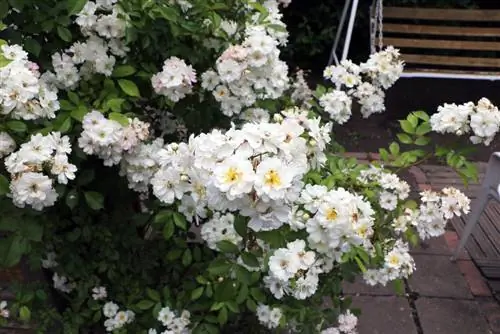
377,0,384,50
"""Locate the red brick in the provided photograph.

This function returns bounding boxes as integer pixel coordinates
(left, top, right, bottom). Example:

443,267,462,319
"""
409,166,428,184
443,231,470,260
418,184,433,191
457,260,492,297
477,300,500,333
368,152,380,161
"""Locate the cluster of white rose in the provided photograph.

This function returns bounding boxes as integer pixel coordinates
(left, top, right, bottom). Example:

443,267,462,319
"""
248,0,289,45
290,69,313,108
53,272,76,293
256,304,283,329
321,46,403,122
430,97,500,145
416,187,470,240
102,301,135,332
358,165,410,211
363,240,415,286
201,25,288,116
78,110,149,166
45,0,128,89
297,186,375,261
0,44,60,120
0,301,9,319
321,310,358,334
151,57,197,102
150,108,331,234
200,212,241,251
266,239,323,300
92,286,108,300
119,138,164,192
151,306,191,334
5,132,76,210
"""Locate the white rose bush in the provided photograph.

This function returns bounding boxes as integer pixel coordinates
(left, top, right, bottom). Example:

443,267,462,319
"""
0,0,484,333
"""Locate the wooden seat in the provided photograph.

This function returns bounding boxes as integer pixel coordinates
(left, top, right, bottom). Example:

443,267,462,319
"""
380,7,500,80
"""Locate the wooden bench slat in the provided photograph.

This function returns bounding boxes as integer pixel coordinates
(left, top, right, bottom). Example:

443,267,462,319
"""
382,37,500,51
383,23,500,37
402,54,500,68
384,7,500,21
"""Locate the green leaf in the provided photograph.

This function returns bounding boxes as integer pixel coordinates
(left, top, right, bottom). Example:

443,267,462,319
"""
70,105,88,122
158,6,178,22
234,266,252,285
399,120,415,134
250,287,266,303
146,288,161,302
414,137,431,146
173,212,187,230
218,307,228,325
58,117,72,133
19,220,43,242
0,174,10,196
68,92,79,104
379,148,389,162
108,112,130,126
136,300,155,310
246,299,257,312
407,113,419,128
67,0,87,15
166,249,183,261
19,306,31,322
59,99,74,110
415,122,432,136
216,240,240,254
163,222,174,240
182,249,192,266
413,110,430,121
0,235,27,267
118,79,140,97
234,216,247,238
240,252,259,268
84,191,104,210
389,142,400,156
112,65,136,78
397,133,413,144
154,210,171,225
191,287,204,301
65,189,79,209
106,98,125,113
6,120,26,132
23,38,41,57
207,260,232,276
392,278,405,296
235,284,248,304
57,26,72,42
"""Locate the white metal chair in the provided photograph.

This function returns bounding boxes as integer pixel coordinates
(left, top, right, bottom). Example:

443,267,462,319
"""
451,153,500,261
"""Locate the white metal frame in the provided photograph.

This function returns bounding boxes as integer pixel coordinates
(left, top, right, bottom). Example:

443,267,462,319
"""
327,0,359,67
329,0,500,81
451,153,500,261
401,72,500,81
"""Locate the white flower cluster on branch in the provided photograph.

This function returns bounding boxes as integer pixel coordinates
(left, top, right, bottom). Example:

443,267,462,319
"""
151,57,197,102
78,110,150,166
321,46,403,122
430,97,500,145
45,0,128,89
5,132,77,210
0,44,60,120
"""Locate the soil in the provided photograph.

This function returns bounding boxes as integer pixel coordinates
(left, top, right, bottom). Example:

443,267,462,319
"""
331,77,500,162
